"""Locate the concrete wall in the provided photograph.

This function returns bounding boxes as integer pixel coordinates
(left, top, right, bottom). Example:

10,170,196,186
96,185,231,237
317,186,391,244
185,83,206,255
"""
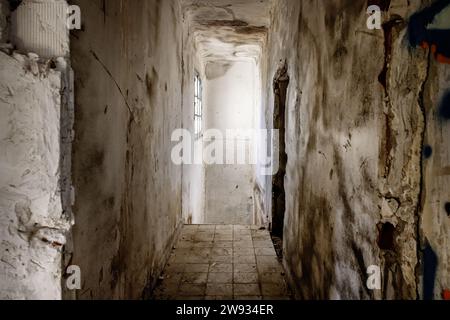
264,0,448,299
0,0,73,300
70,0,184,299
204,60,256,225
0,51,71,299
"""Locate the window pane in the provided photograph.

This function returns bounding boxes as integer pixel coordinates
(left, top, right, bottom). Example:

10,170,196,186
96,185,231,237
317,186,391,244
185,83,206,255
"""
195,77,198,96
194,73,202,137
195,118,197,135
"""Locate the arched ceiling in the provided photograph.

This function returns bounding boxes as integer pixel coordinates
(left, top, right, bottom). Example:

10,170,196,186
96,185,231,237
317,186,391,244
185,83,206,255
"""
180,0,271,62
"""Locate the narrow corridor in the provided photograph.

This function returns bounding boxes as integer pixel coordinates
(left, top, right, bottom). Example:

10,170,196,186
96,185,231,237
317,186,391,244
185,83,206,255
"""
1,0,449,301
152,225,291,300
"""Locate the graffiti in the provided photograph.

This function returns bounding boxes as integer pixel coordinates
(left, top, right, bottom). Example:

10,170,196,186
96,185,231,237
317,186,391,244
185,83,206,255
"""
408,0,450,64
423,241,438,300
443,289,450,300
445,202,450,217
439,91,450,120
423,145,433,158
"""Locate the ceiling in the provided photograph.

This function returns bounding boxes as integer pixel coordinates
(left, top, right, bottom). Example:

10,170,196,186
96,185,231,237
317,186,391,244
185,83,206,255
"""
180,0,271,63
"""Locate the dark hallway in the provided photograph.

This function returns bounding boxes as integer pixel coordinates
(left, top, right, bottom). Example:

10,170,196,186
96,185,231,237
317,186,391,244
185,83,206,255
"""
0,0,450,302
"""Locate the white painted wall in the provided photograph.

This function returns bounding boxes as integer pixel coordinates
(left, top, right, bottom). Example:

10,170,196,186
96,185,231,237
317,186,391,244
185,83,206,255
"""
203,60,257,225
181,21,206,225
0,0,73,299
0,52,70,299
253,57,270,226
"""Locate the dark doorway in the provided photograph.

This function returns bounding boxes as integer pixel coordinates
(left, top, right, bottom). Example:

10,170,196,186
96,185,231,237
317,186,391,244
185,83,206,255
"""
271,63,289,239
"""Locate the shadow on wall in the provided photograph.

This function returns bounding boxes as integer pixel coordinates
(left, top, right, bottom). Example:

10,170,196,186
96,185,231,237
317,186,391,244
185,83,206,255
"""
7,0,21,11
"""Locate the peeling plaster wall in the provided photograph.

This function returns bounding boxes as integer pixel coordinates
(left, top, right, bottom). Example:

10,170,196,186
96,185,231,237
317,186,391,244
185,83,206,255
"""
264,0,443,299
0,0,73,300
0,51,71,299
70,0,184,299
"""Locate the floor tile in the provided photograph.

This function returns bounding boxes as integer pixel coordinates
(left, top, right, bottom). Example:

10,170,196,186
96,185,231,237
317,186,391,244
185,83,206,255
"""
234,284,261,296
234,263,257,273
233,248,255,256
253,240,274,248
259,272,286,285
234,255,256,264
209,263,232,273
210,255,231,263
205,296,233,300
206,283,233,296
261,282,288,296
255,247,276,256
234,272,259,284
213,241,233,248
152,225,290,300
211,248,233,256
185,264,209,273
208,272,233,283
181,273,208,284
234,296,263,300
179,283,206,296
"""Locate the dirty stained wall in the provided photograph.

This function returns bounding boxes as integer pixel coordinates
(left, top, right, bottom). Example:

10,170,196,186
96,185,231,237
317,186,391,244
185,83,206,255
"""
0,0,73,300
0,0,8,42
421,32,450,298
264,0,447,299
70,0,184,299
0,51,71,299
421,61,450,300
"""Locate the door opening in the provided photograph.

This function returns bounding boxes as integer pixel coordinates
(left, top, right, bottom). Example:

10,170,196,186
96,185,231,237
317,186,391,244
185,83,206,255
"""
271,63,289,239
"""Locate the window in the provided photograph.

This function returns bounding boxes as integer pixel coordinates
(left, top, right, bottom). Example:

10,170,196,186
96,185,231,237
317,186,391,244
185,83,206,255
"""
194,73,203,139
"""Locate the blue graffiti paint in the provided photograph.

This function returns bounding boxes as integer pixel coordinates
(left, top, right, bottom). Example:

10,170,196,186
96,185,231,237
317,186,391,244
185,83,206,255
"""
408,0,450,63
423,242,438,300
423,145,433,158
445,202,450,216
439,91,450,120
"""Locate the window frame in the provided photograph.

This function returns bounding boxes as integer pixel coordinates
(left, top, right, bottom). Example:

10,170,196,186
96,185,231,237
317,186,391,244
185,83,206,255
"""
194,72,203,139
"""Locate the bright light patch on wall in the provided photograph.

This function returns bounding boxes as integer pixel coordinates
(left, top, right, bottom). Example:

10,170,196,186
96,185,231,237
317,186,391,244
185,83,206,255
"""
194,73,203,139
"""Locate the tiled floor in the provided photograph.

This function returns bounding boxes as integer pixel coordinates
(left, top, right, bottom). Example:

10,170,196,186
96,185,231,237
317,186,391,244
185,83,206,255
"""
152,225,291,300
